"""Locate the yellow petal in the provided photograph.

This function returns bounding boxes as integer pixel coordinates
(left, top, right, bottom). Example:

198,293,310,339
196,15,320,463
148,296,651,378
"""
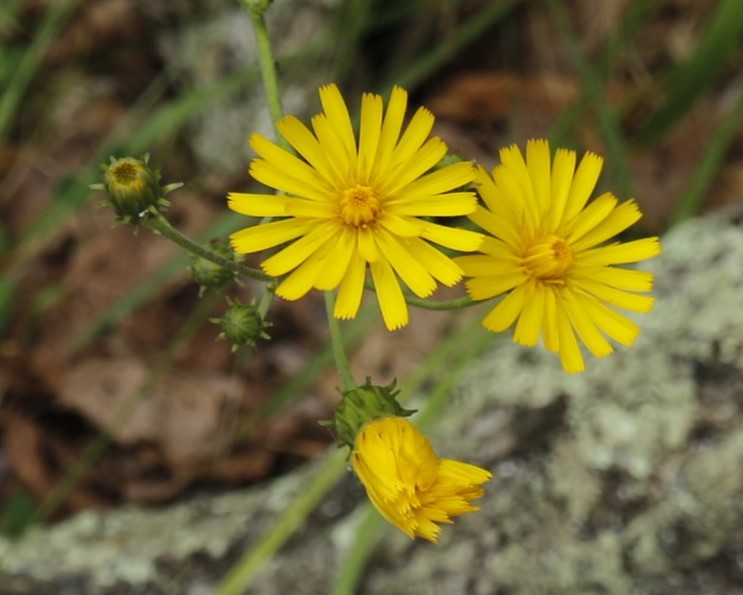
575,292,640,346
250,159,331,202
499,143,538,229
370,259,408,330
227,192,288,217
581,237,662,265
481,283,528,332
466,271,526,301
571,199,643,251
563,150,603,223
250,132,330,192
386,160,474,201
284,198,338,218
230,218,312,254
543,286,560,353
513,283,544,347
358,92,383,180
335,253,367,320
564,192,617,243
277,115,343,185
420,221,483,252
261,222,336,276
580,266,654,292
560,289,613,357
556,305,585,373
318,84,356,159
314,229,355,291
469,201,521,249
275,253,324,300
376,231,437,298
574,278,656,313
378,137,447,195
387,192,477,217
526,139,551,215
373,86,408,174
312,113,352,176
357,227,379,262
548,148,576,229
379,213,423,237
388,106,435,171
405,238,463,287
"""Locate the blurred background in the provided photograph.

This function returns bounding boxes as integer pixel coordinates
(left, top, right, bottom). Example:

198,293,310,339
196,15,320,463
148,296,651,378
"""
0,0,742,573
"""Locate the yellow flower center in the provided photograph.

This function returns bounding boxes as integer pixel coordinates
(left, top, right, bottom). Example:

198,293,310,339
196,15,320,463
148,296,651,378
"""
339,185,382,227
522,235,573,280
111,162,138,185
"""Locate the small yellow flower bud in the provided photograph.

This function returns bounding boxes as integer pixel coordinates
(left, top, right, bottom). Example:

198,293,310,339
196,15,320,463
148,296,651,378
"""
329,378,415,449
94,155,179,224
211,298,270,351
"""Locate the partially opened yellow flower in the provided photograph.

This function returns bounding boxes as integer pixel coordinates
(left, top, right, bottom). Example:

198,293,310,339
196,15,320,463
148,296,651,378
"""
351,416,492,543
228,84,483,330
456,139,661,373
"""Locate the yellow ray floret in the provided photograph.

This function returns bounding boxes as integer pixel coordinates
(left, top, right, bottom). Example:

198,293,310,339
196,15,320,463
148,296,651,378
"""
352,416,492,542
228,84,483,330
455,139,661,373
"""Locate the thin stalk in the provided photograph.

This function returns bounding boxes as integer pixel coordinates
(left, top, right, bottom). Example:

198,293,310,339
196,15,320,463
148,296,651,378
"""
325,292,357,392
242,2,288,149
144,213,270,282
213,451,349,595
330,320,493,595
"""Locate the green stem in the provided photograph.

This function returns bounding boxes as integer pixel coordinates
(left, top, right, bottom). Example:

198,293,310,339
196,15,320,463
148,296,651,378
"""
325,291,357,391
243,2,288,149
214,452,349,595
403,293,477,311
144,214,271,282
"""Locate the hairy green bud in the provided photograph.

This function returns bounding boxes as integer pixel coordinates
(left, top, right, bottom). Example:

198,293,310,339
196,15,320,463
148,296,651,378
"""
328,378,416,449
212,298,270,351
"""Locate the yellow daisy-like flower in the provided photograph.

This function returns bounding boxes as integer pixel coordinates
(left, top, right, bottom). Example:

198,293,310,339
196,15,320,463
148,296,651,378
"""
228,84,483,330
456,139,661,373
351,416,492,543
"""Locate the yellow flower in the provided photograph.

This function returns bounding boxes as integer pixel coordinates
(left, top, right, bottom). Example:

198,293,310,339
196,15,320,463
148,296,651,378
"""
456,139,661,373
228,84,483,330
351,416,492,543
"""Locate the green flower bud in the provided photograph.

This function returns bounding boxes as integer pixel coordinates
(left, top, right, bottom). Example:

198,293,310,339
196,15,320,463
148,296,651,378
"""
211,298,270,351
241,0,273,16
93,155,180,224
329,378,416,449
190,240,237,296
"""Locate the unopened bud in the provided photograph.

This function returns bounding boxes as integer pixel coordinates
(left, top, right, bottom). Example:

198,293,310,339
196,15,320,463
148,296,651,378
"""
190,240,237,296
328,378,415,449
93,155,180,223
211,298,270,351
